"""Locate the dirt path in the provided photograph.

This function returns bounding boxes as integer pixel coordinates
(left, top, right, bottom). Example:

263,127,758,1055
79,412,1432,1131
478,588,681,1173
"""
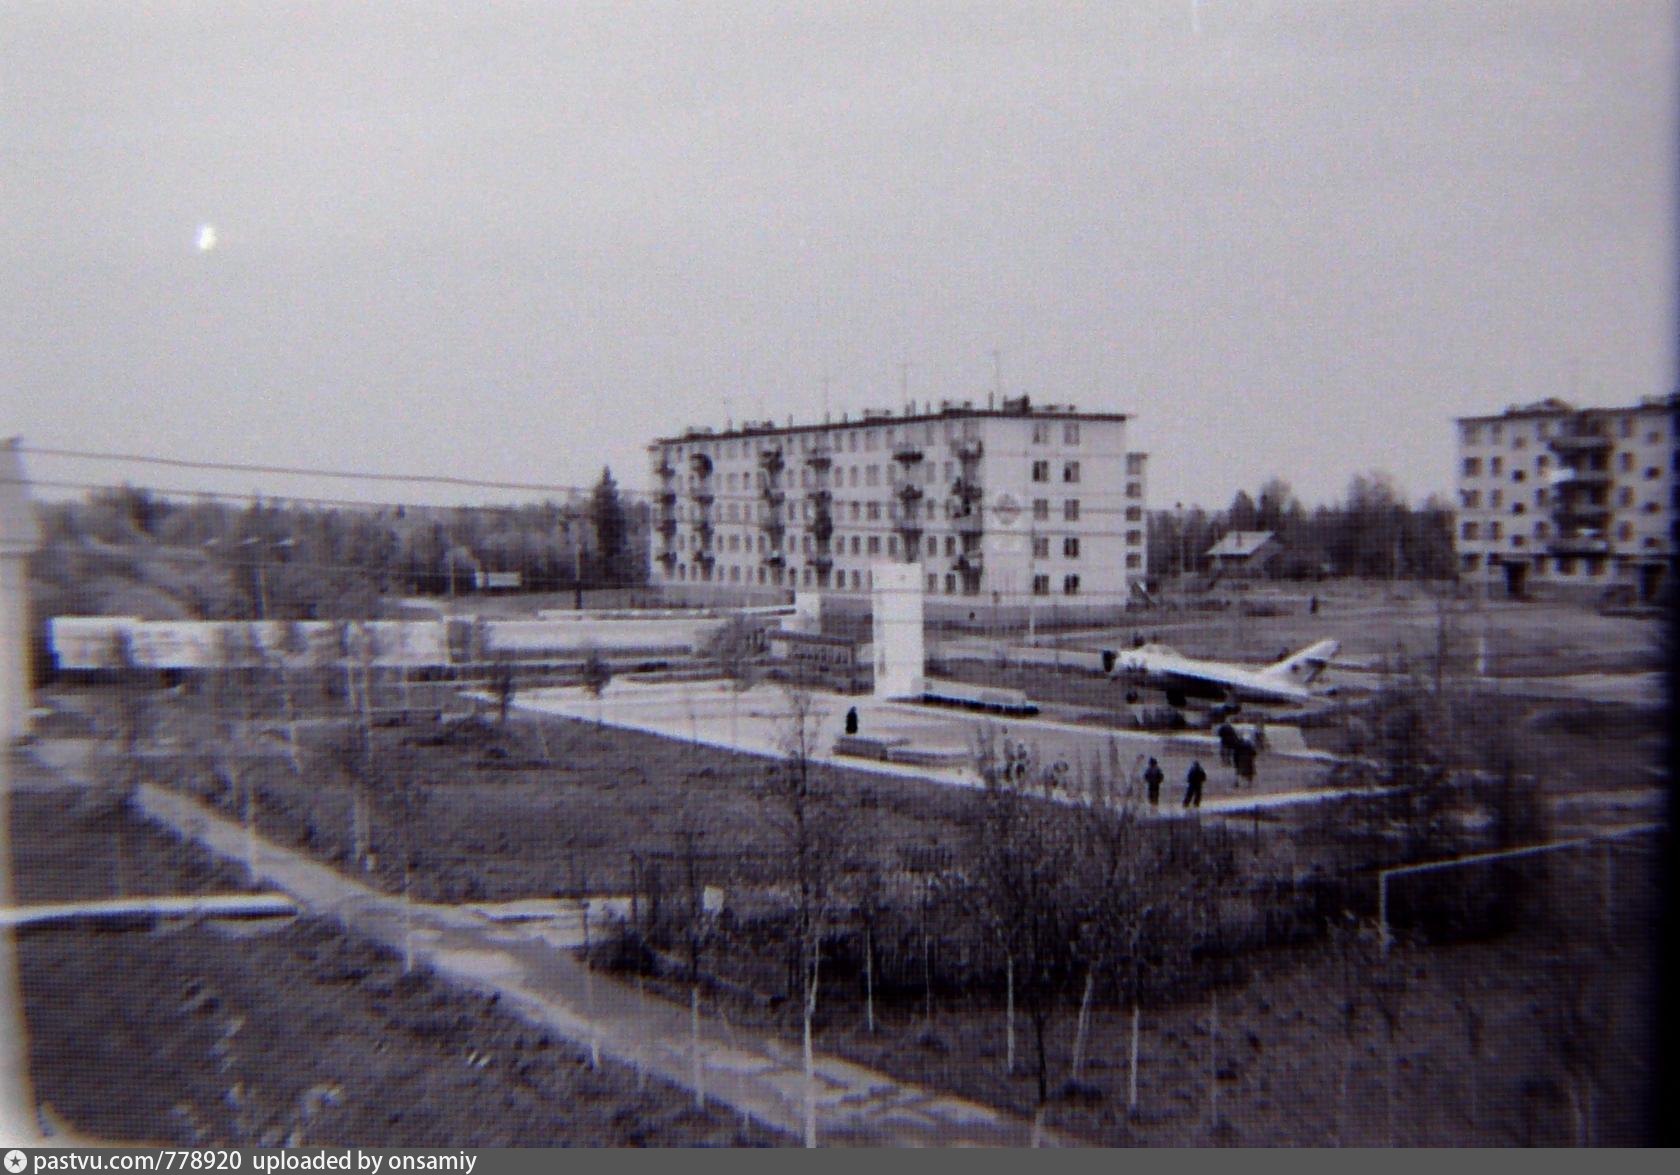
129,782,1058,1147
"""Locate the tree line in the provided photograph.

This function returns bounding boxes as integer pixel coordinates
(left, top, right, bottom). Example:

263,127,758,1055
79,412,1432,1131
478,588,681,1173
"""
30,468,648,621
1148,473,1457,581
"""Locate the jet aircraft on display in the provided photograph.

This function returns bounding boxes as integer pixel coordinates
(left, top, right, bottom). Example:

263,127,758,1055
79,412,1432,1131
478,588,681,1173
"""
1098,639,1341,709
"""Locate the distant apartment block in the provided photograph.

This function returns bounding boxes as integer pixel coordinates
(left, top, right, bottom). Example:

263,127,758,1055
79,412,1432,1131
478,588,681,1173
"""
1454,394,1678,598
647,396,1149,613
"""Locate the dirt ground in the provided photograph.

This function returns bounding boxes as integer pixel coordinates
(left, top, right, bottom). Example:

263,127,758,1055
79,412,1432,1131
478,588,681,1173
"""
7,777,783,1146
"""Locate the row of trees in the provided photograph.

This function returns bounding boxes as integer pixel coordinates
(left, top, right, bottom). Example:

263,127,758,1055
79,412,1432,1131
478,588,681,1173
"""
32,469,647,621
1149,473,1457,581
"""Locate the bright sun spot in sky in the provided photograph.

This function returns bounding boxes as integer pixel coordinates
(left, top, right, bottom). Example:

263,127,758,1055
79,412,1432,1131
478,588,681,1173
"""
195,223,217,252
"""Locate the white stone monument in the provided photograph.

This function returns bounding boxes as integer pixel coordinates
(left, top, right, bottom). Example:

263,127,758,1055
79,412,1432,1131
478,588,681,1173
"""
869,562,924,699
0,439,38,742
787,589,822,636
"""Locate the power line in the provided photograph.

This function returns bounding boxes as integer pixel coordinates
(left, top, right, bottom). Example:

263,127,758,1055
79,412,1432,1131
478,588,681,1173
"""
20,445,590,497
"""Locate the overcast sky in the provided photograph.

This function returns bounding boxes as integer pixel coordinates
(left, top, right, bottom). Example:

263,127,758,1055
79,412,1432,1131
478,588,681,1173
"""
3,1,1674,513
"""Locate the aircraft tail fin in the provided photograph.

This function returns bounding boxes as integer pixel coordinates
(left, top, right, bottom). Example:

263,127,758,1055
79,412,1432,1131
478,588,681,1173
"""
1262,639,1339,685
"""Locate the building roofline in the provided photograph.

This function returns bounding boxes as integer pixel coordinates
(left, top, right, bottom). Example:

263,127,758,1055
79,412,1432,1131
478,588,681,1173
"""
1455,392,1679,425
649,398,1129,447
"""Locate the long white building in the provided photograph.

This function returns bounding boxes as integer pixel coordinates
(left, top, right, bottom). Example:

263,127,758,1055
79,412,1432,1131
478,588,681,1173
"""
648,396,1149,616
1454,393,1678,599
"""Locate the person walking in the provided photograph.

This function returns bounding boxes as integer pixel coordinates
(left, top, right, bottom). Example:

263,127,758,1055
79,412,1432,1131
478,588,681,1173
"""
1183,759,1206,808
1144,757,1164,806
1233,738,1257,789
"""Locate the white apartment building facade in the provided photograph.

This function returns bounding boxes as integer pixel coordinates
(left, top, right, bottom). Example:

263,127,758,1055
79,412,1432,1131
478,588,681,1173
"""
1454,394,1678,599
648,396,1149,615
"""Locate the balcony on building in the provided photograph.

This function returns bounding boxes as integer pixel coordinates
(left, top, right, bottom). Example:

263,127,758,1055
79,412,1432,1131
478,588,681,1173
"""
654,459,676,480
689,452,713,477
804,445,832,469
895,481,924,504
656,515,679,539
758,448,785,475
955,439,983,462
892,441,924,465
1551,501,1611,528
895,522,924,558
1547,420,1611,454
1548,533,1609,556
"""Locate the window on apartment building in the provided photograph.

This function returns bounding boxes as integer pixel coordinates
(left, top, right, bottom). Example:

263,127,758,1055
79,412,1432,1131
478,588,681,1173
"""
946,574,957,594
866,465,879,486
1031,460,1050,482
1033,499,1049,521
1125,553,1142,569
851,535,861,554
1031,422,1051,444
1490,522,1502,539
1512,535,1526,549
1063,574,1081,596
925,536,936,557
1512,502,1526,515
864,431,878,451
1063,461,1081,483
1618,522,1634,541
1513,435,1526,450
1647,467,1660,480
1535,522,1549,538
1464,424,1480,444
927,573,938,592
867,501,880,521
1490,457,1503,475
1064,423,1080,445
1462,522,1478,540
1032,536,1050,558
1063,537,1080,558
1536,455,1549,472
867,536,880,554
887,536,898,557
848,466,859,487
1064,499,1080,521
1490,489,1502,508
1489,423,1502,443
1619,417,1634,438
848,433,858,452
1648,431,1662,444
1126,506,1142,521
1126,530,1142,546
1032,574,1050,595
1619,487,1634,507
1619,452,1633,472
1536,489,1547,506
1125,482,1142,499
1126,453,1145,474
1513,470,1526,483
1463,457,1482,477
1644,501,1660,514
1461,489,1481,509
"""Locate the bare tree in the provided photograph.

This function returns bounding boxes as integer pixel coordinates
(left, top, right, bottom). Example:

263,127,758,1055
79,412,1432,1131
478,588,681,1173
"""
763,686,837,1146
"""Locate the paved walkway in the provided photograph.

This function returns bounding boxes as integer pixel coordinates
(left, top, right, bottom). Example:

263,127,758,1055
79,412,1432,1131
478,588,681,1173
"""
128,782,1059,1147
515,681,1360,818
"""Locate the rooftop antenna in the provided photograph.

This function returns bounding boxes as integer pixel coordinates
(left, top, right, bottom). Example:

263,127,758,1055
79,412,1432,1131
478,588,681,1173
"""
991,349,1002,402
723,395,733,430
900,359,911,415
822,368,831,423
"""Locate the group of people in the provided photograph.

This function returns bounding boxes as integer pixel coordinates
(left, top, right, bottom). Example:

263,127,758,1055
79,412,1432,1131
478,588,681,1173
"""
1141,757,1210,808
1139,731,1263,811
